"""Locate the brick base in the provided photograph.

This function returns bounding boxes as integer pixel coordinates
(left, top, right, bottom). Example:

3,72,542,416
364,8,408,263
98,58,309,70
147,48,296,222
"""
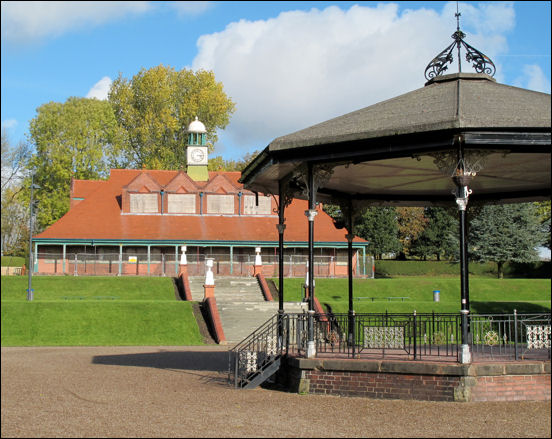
281,357,551,402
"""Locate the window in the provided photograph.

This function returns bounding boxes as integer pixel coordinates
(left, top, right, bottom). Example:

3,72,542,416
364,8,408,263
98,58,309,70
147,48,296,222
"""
243,195,272,215
207,195,234,214
130,193,158,213
167,194,196,213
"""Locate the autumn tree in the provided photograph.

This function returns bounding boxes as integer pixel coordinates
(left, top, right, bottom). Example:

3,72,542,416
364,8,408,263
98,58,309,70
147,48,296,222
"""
396,207,428,259
109,65,235,169
27,97,125,230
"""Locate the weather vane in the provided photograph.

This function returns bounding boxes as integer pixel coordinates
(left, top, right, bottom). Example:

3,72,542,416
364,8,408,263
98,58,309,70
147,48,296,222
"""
424,2,496,81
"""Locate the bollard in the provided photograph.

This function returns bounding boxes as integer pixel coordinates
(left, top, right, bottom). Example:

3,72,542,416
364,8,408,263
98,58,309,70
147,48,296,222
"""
433,290,440,302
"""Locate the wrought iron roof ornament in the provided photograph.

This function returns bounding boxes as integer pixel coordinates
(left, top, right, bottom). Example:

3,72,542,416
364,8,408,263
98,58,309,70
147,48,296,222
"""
424,5,496,81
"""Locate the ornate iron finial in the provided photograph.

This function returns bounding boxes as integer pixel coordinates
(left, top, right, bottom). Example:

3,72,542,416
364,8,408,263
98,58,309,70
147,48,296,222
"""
424,3,496,81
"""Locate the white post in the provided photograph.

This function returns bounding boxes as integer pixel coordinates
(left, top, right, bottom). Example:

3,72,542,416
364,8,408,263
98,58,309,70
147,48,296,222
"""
255,247,262,266
205,258,215,286
180,245,187,265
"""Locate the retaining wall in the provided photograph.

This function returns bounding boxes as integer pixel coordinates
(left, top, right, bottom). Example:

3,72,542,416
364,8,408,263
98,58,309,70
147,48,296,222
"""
281,357,551,402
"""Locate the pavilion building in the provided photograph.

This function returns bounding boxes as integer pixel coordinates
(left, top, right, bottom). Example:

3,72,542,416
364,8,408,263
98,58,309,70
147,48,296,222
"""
32,118,368,277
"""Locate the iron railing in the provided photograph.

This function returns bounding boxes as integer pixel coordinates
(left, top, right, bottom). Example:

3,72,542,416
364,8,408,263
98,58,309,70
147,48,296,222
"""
35,252,372,277
230,311,551,388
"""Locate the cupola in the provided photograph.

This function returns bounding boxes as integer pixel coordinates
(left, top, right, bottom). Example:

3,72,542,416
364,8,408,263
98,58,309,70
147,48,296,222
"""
186,116,209,181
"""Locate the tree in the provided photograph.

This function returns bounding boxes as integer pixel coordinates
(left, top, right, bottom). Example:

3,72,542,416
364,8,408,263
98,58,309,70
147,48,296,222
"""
354,207,402,260
534,201,551,250
208,150,259,172
396,207,428,259
469,203,546,278
109,64,235,169
28,97,125,230
1,129,31,256
410,207,458,261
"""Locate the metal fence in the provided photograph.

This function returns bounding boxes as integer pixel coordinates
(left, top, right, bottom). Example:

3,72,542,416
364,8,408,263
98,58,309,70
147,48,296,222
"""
230,311,551,387
35,252,372,277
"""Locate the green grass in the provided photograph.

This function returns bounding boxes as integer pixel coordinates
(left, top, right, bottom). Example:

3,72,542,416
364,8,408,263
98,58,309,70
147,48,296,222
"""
1,276,204,346
272,277,551,314
1,256,25,267
1,276,176,301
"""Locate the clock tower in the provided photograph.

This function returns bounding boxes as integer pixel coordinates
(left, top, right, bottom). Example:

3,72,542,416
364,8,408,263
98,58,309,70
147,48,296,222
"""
186,116,209,181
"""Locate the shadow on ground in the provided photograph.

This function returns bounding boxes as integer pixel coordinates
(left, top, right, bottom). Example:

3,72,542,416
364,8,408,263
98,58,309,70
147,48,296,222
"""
92,350,228,372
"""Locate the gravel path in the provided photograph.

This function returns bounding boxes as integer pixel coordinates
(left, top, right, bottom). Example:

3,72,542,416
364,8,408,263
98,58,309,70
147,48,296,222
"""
2,346,550,438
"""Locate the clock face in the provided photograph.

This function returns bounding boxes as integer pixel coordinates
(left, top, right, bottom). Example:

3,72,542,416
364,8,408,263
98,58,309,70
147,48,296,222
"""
189,147,207,164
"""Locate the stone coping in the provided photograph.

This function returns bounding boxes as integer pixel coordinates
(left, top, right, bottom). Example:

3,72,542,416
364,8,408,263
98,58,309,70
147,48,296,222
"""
286,356,551,377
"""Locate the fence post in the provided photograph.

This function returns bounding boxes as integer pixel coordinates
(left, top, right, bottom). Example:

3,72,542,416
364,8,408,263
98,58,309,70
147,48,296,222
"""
513,309,518,361
413,310,417,360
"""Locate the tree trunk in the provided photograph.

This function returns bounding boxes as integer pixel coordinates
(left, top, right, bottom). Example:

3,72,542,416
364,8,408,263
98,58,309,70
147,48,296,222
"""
497,261,504,279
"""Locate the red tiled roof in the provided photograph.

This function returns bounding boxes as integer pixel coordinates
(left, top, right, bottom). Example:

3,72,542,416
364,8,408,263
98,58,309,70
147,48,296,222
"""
36,169,365,244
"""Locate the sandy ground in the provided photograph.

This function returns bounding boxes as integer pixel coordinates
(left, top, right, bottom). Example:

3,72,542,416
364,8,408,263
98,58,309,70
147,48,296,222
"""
1,346,550,438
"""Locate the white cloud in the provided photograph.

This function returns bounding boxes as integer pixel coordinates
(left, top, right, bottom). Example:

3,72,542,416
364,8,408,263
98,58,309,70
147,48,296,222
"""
192,2,515,155
1,1,152,44
1,119,18,130
86,76,113,100
169,1,214,18
514,65,551,94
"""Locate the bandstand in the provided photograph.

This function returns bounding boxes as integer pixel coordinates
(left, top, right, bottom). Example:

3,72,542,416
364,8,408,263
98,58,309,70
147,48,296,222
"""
230,14,551,401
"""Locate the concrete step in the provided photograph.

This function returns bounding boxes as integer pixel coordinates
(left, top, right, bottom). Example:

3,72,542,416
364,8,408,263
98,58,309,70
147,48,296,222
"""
184,275,307,344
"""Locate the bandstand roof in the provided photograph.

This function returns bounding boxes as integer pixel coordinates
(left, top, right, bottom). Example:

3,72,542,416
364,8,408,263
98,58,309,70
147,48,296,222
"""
240,73,551,206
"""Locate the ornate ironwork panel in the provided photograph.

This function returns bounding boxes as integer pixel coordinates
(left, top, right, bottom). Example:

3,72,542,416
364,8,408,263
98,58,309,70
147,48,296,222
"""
363,326,405,349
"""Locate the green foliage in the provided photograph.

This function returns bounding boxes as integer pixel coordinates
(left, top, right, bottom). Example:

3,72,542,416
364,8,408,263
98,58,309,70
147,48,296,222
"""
469,203,546,278
410,207,458,261
109,64,235,169
374,260,550,278
28,97,125,230
208,150,259,172
354,207,401,259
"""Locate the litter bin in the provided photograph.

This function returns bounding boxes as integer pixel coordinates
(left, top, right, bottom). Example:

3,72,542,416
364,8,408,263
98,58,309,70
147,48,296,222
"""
433,290,440,302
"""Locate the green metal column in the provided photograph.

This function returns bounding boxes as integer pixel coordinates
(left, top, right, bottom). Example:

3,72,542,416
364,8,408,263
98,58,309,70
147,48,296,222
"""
118,245,123,276
62,244,66,274
147,245,151,275
34,242,38,272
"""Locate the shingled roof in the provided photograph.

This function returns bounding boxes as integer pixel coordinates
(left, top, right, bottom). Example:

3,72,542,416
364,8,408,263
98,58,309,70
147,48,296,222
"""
35,169,362,245
241,73,551,206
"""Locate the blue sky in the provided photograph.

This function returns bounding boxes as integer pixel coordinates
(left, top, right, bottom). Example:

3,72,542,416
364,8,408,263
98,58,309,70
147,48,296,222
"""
2,1,551,161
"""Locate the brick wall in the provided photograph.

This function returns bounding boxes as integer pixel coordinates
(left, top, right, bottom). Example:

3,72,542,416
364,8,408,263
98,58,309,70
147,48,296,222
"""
306,370,461,401
282,357,551,402
470,374,551,402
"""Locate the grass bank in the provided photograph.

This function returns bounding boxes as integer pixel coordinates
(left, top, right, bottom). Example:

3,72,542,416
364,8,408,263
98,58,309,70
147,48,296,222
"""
271,277,551,314
1,276,204,347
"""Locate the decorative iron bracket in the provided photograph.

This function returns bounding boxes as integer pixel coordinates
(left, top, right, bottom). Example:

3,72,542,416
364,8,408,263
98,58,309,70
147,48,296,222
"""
424,11,496,81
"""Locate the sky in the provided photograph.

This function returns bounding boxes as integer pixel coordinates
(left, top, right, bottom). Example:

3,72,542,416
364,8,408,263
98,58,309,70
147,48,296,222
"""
1,1,551,161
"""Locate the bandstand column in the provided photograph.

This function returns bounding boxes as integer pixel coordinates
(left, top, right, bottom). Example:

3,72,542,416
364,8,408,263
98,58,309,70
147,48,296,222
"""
452,150,473,364
305,163,317,358
277,180,287,347
345,201,355,356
